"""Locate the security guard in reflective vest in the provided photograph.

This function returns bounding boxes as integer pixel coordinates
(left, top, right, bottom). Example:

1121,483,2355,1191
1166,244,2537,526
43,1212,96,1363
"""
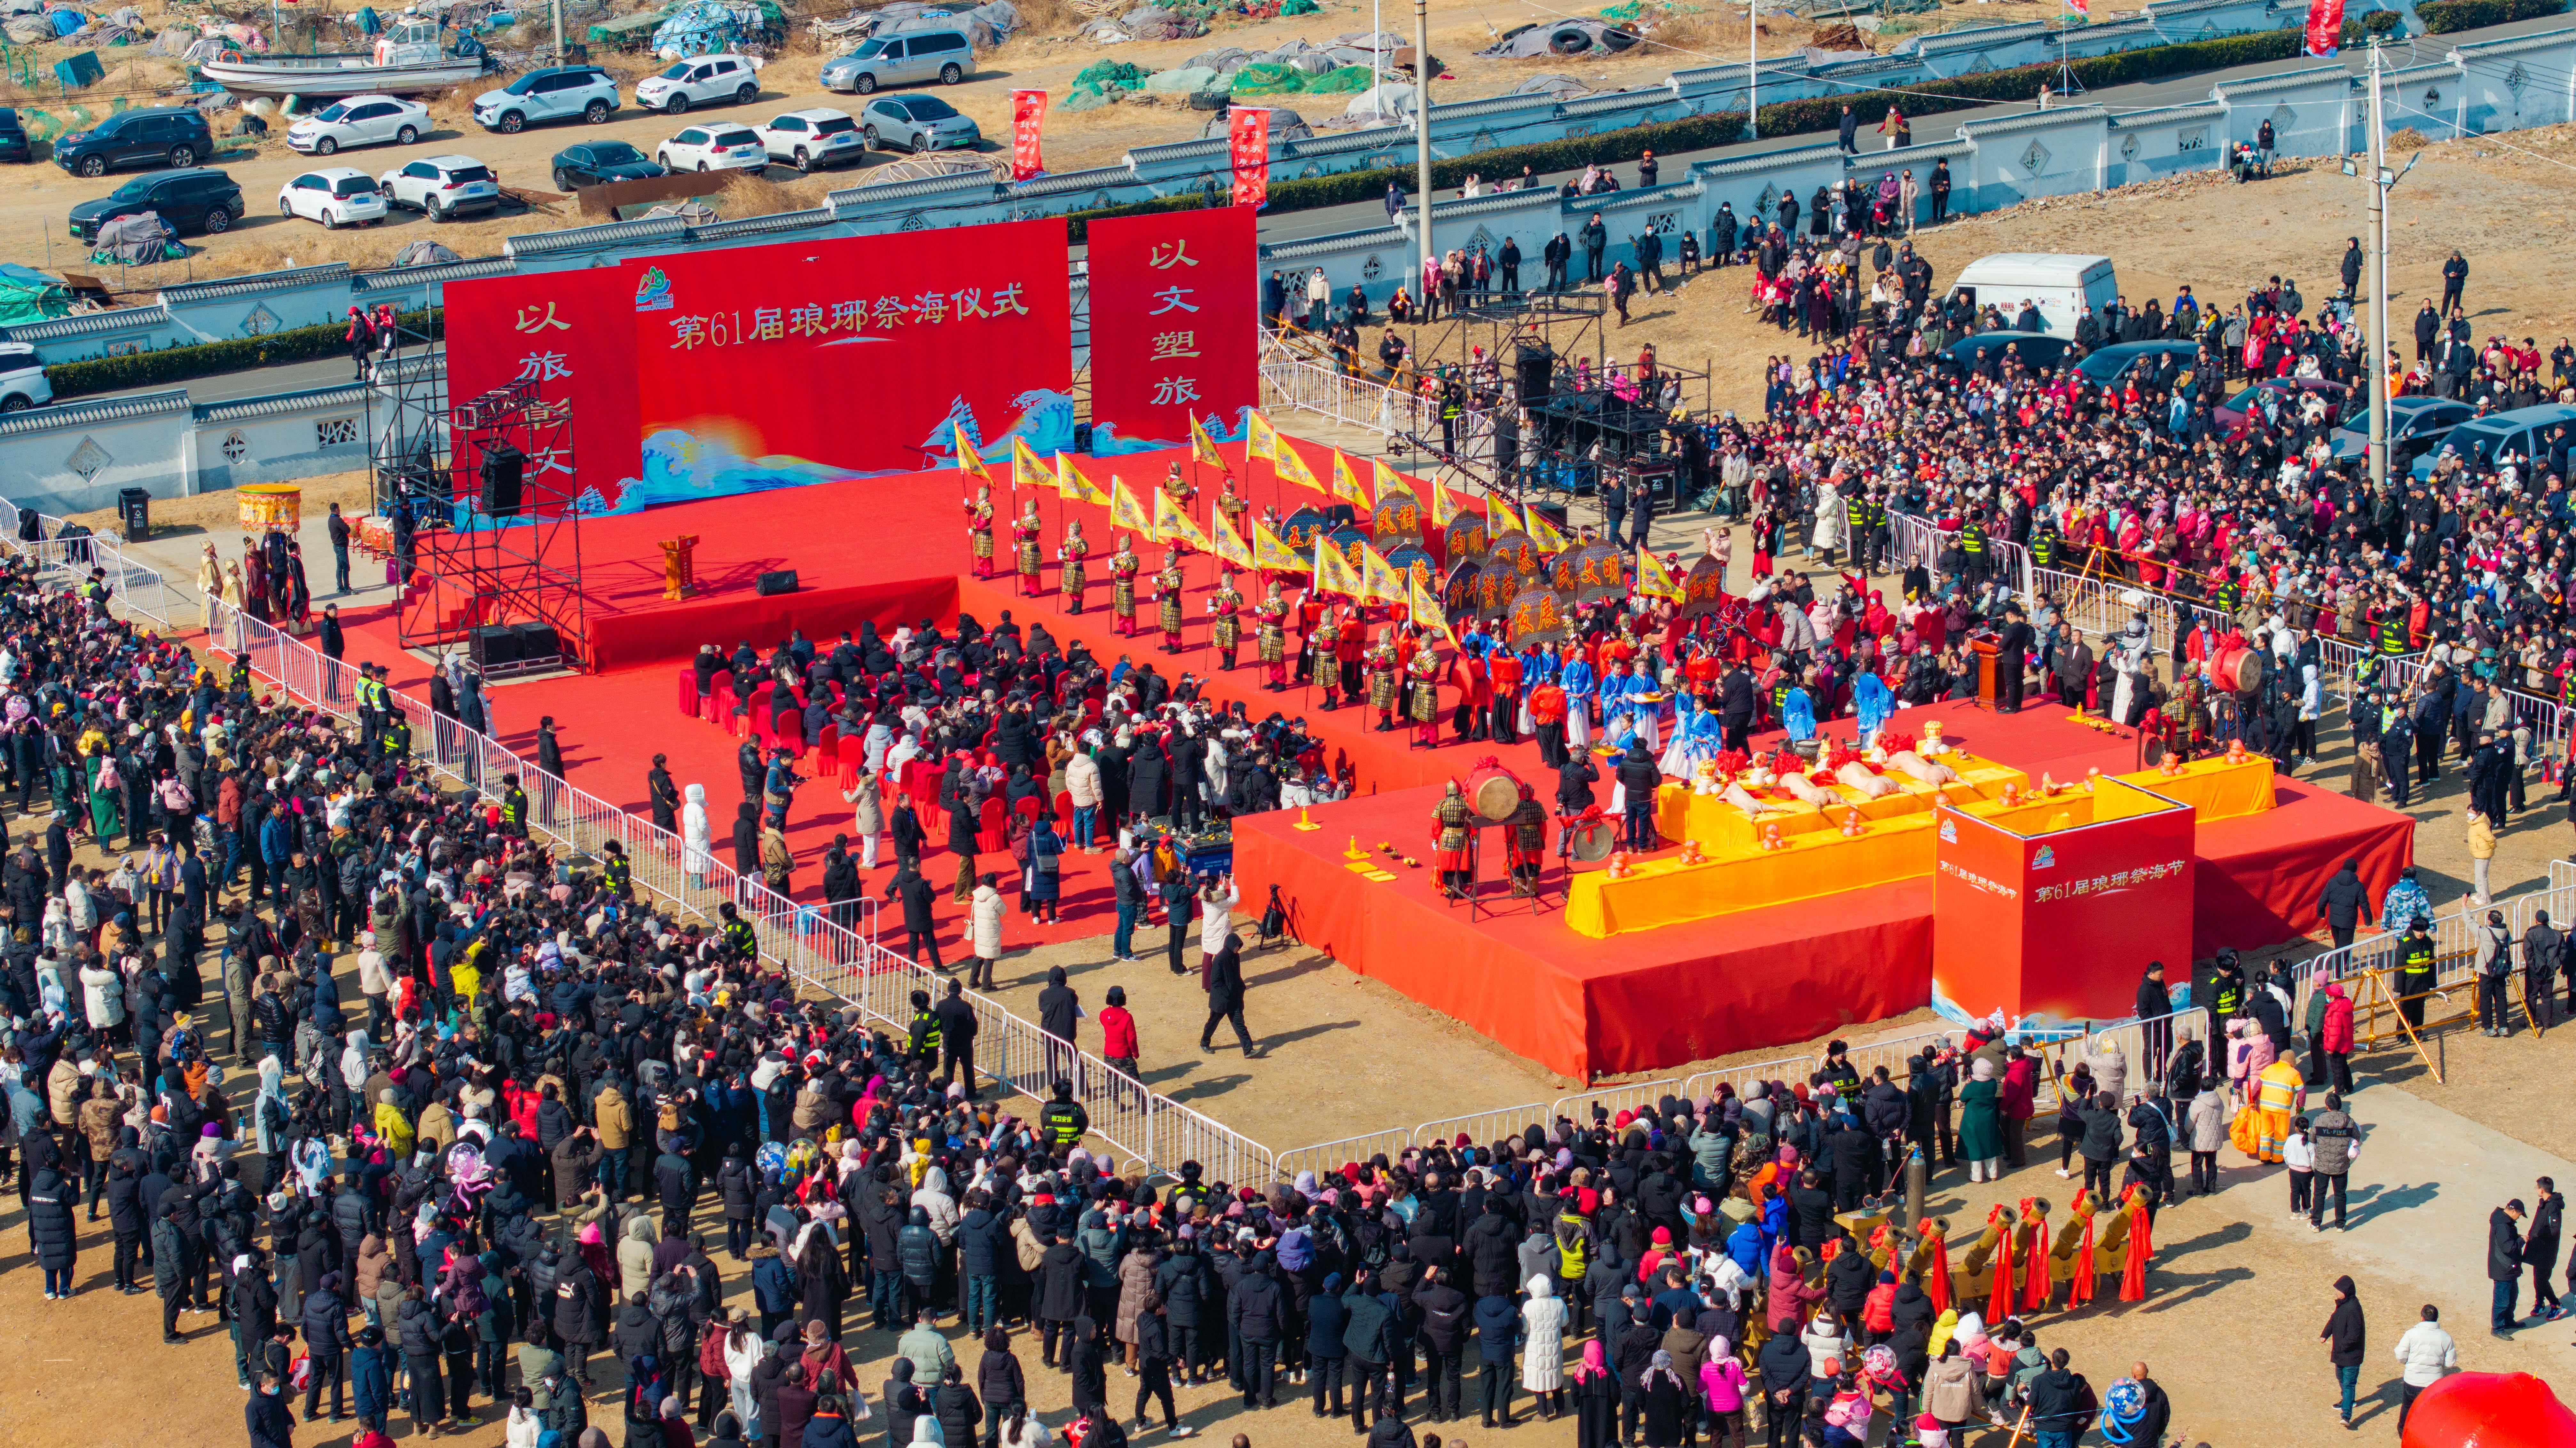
2030,517,2059,570
907,987,942,1062
2397,921,2438,1030
378,707,410,763
2374,611,2410,656
1861,490,1888,572
1959,514,1988,585
718,902,758,960
501,773,529,835
601,840,632,898
2211,576,2242,615
1039,1079,1089,1148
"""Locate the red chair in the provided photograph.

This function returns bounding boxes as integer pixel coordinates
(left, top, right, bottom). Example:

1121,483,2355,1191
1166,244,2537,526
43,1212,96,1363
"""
678,667,699,719
976,795,1007,853
813,724,840,780
1014,794,1044,823
706,669,734,724
1054,788,1076,837
746,687,773,744
837,733,868,783
774,707,805,756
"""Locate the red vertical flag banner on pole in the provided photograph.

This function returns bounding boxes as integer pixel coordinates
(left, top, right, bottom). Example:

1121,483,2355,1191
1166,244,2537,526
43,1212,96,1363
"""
2304,0,2344,54
1086,205,1259,447
1227,106,1270,208
1011,89,1049,180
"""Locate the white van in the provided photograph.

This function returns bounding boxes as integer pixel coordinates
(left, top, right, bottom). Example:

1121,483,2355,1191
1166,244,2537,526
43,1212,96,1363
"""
1947,253,2118,337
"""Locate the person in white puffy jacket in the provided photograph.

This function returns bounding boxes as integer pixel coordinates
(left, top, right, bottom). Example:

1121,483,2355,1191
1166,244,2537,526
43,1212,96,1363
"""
1065,750,1103,851
80,958,125,1033
970,878,1006,989
682,782,712,886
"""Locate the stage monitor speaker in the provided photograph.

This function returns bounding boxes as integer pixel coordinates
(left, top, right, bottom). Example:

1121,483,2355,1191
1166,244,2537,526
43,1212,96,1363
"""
469,623,521,668
756,569,800,596
479,445,525,517
1515,343,1556,407
1073,423,1094,452
511,621,562,662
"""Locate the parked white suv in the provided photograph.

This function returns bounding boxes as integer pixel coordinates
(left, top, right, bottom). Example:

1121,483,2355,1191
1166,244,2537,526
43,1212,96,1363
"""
277,167,389,229
634,53,762,114
0,341,51,412
377,153,502,219
657,124,766,173
472,65,620,134
755,108,865,172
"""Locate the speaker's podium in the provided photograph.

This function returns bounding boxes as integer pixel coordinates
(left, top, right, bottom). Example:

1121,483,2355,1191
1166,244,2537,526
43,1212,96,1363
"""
1929,776,2196,1029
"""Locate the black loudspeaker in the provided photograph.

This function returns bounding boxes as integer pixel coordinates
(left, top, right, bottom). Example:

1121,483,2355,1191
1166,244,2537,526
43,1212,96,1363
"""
1073,423,1094,452
469,623,521,668
756,569,799,596
1515,343,1555,406
512,621,562,662
478,444,525,517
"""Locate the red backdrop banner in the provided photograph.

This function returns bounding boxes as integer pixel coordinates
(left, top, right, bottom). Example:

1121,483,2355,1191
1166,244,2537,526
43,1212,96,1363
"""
1011,89,1048,180
629,221,1072,494
441,266,640,513
2304,0,2344,54
1086,205,1258,445
1227,106,1270,208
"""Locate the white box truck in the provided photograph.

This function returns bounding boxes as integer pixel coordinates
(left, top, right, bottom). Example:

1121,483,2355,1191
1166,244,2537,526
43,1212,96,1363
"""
1947,253,2119,337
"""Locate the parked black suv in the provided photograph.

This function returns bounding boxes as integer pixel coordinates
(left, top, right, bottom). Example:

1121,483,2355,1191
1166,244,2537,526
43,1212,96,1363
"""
68,168,243,242
0,108,28,164
53,106,216,178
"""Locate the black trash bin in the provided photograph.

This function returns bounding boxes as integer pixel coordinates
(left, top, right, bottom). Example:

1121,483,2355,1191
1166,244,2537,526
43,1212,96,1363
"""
116,486,150,543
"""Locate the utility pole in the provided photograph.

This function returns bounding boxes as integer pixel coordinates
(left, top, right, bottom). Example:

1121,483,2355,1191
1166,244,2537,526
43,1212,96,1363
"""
1414,0,1433,291
551,0,566,64
2366,40,2390,493
1748,0,1757,135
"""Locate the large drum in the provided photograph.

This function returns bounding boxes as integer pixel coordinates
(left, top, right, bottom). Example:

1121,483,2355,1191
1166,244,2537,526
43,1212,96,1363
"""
2210,644,2266,695
1462,758,1525,823
239,483,302,534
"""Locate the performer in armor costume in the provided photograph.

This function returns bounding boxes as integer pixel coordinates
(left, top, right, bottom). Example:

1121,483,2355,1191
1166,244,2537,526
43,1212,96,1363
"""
1110,534,1142,635
965,484,996,577
1407,643,1444,750
1012,500,1043,595
1256,583,1290,690
1366,630,1402,731
1433,781,1474,900
1059,518,1090,612
1208,571,1244,671
1154,548,1187,653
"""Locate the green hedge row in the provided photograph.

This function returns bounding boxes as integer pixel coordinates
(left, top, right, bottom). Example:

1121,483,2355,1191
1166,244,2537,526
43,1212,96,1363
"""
2421,0,2566,34
1749,26,2305,137
45,306,444,400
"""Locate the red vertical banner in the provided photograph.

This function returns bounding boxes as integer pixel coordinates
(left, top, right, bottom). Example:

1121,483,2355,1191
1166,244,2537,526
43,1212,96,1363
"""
439,266,640,514
1086,205,1259,446
1011,89,1049,181
1227,106,1270,209
2304,0,2344,55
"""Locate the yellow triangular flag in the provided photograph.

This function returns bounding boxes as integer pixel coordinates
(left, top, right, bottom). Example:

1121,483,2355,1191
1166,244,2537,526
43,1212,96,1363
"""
1410,572,1455,642
1152,485,1211,551
1245,410,1279,462
1425,472,1456,528
1011,435,1048,490
1636,547,1683,602
1210,508,1254,569
1357,541,1408,607
1058,455,1109,506
1524,504,1570,553
1371,457,1406,510
1272,441,1323,494
1108,475,1151,535
1190,415,1226,470
1331,450,1370,509
1252,518,1302,571
1312,536,1362,597
954,425,990,481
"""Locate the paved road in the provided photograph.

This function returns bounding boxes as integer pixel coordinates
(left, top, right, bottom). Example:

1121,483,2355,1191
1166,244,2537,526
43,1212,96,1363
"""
74,17,2560,408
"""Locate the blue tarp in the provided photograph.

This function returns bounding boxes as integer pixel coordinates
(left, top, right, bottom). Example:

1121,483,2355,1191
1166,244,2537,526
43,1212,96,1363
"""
49,9,87,36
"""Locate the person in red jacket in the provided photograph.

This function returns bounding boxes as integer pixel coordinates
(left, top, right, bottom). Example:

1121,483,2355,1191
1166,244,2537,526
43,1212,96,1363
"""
1100,985,1140,1082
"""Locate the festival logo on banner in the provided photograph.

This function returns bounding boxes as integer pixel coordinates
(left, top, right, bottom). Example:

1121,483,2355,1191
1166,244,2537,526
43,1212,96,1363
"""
630,221,1074,510
441,266,642,519
1085,206,1258,449
1011,89,1049,180
2304,0,2344,54
1228,106,1270,208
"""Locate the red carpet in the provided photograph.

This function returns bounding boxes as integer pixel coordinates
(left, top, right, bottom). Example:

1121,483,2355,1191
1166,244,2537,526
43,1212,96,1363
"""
1234,700,2417,1080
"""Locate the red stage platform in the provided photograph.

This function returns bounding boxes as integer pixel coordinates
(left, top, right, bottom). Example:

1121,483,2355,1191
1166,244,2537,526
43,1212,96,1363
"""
1234,701,2417,1080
